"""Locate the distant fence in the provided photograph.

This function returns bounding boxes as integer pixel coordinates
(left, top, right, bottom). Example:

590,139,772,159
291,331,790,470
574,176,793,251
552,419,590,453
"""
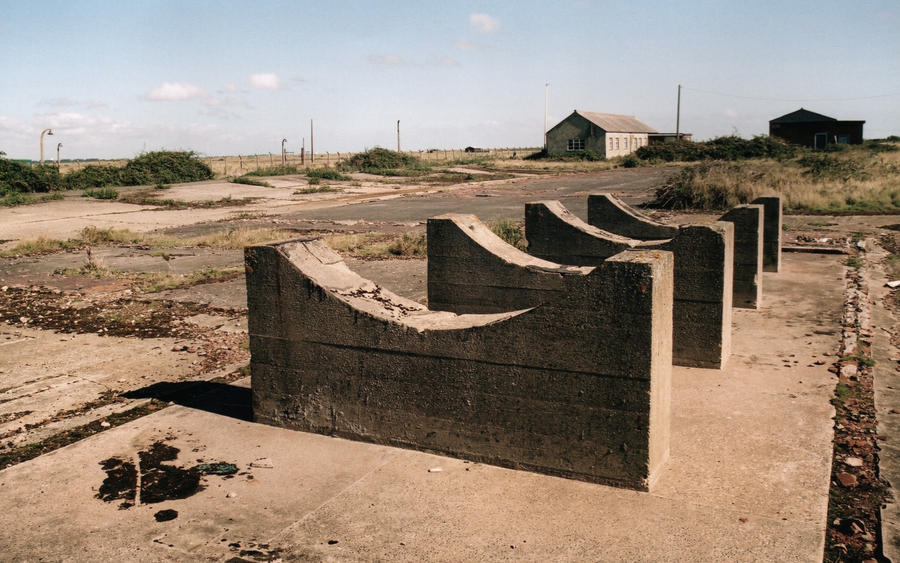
55,148,541,177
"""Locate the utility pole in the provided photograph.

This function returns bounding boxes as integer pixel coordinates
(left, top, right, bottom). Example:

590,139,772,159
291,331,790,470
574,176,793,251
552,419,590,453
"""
543,82,550,150
310,119,314,163
675,84,682,140
301,137,305,165
397,120,401,152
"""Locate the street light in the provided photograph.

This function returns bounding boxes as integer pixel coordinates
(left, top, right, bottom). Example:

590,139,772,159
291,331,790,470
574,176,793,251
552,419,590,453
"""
281,138,287,166
40,128,54,166
56,142,62,169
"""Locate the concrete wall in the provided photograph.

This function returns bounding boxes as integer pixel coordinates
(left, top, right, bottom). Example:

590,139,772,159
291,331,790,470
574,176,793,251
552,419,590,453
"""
587,194,680,240
247,238,673,491
719,205,764,309
526,201,733,369
751,196,782,272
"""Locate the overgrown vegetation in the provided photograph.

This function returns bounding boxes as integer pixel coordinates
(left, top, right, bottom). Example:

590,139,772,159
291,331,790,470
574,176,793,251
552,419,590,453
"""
243,165,299,177
82,187,119,200
294,186,337,194
323,231,425,259
651,139,900,212
339,148,430,176
489,219,526,250
306,168,351,181
0,151,212,200
230,176,271,187
524,149,605,161
635,135,796,163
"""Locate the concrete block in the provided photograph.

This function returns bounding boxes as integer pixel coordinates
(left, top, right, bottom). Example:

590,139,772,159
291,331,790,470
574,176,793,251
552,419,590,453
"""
587,193,679,240
751,196,782,272
247,237,673,490
719,204,764,309
525,200,732,370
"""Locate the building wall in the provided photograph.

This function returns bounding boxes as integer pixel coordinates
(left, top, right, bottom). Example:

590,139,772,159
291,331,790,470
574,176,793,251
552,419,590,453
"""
546,114,649,158
769,121,864,146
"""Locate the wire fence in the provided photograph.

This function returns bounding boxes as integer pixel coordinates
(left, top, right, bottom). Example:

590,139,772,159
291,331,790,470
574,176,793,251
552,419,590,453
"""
54,147,541,176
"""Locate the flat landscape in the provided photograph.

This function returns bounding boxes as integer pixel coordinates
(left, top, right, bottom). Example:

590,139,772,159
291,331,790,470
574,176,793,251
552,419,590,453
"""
1,158,899,561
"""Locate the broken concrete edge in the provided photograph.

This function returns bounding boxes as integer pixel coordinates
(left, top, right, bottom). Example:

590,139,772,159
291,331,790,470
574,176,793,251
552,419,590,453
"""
246,237,673,490
719,204,764,309
524,200,733,370
586,193,679,241
751,196,783,273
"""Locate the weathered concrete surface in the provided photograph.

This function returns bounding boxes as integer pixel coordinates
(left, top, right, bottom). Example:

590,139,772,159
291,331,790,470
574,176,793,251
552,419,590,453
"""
247,238,673,490
427,213,594,314
720,204,765,309
526,200,733,369
752,195,783,272
0,253,841,561
587,193,679,240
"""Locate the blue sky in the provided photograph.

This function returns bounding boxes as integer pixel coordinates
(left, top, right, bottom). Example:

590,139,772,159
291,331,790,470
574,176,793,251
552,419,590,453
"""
2,0,898,159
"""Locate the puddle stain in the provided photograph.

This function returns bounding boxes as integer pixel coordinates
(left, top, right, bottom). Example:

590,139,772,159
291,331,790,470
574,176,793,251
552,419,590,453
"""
96,441,240,509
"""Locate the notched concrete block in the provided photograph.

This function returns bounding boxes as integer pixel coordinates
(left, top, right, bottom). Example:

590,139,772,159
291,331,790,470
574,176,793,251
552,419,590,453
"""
247,237,673,491
525,200,732,370
751,196,782,272
719,204,764,309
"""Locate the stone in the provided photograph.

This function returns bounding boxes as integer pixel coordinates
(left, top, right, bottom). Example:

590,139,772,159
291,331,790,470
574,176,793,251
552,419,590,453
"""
250,458,273,469
246,237,674,491
844,457,863,467
836,472,857,487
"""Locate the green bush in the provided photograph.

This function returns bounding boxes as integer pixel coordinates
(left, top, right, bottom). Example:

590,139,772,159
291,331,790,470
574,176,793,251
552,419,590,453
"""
339,148,426,175
119,151,213,185
0,159,56,194
306,168,351,181
622,155,641,168
230,176,271,187
65,165,122,190
524,149,604,161
635,135,795,162
82,187,120,199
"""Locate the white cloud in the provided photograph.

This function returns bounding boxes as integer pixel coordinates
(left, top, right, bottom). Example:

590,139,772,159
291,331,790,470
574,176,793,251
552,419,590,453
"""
146,82,205,101
436,57,460,67
250,73,282,90
470,13,499,33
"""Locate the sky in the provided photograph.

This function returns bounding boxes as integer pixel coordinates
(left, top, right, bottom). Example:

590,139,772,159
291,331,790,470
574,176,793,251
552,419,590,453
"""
1,0,899,160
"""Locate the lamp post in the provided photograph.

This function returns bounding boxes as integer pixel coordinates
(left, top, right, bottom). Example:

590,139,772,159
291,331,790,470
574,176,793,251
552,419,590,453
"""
56,142,62,169
40,128,54,166
281,138,287,166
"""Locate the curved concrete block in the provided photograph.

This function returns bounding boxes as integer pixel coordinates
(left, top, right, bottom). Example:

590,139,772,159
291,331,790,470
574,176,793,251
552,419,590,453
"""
587,193,679,240
751,196,782,272
525,201,733,370
247,238,673,490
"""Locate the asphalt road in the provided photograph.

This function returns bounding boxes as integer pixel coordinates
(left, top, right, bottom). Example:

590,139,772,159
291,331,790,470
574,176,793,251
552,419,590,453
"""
283,166,677,224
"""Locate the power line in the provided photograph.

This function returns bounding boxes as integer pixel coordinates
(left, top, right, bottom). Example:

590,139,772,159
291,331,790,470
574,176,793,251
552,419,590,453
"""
681,86,900,103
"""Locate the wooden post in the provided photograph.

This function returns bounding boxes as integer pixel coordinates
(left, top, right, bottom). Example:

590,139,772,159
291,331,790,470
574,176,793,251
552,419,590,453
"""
223,157,227,177
269,153,273,167
239,155,243,171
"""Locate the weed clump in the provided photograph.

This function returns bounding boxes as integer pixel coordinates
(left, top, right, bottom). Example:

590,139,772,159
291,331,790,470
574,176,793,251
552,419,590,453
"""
230,176,271,187
340,148,428,176
82,187,120,200
306,168,351,181
489,219,526,250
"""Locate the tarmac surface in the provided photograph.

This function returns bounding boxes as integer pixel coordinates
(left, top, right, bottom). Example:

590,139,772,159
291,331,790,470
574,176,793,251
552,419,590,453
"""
0,252,842,561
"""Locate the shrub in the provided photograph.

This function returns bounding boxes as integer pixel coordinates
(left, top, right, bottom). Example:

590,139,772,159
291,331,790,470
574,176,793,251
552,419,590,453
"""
489,219,526,250
230,176,271,187
340,148,426,174
244,165,300,176
635,135,795,162
82,187,120,199
65,165,122,190
0,158,56,194
622,155,641,168
306,168,351,181
119,151,213,185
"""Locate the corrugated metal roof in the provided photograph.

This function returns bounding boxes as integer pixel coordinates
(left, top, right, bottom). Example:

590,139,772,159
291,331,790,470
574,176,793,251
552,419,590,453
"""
576,111,657,133
770,108,837,124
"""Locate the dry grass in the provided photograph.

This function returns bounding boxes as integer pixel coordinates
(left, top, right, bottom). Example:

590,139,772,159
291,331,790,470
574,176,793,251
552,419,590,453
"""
656,142,900,212
1,226,292,258
323,232,425,259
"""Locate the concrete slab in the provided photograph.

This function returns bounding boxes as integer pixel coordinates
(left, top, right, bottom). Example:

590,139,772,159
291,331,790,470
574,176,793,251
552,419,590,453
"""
0,252,841,561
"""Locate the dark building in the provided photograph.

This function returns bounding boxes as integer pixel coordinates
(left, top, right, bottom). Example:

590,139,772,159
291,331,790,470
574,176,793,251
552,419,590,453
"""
769,108,864,149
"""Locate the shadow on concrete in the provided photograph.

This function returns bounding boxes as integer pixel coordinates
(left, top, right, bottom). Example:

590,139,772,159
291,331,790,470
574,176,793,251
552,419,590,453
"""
123,381,252,421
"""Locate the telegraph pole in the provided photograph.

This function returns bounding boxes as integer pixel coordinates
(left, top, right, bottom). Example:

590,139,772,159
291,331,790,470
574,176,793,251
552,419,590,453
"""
675,84,682,140
397,120,401,152
543,82,550,150
310,119,314,163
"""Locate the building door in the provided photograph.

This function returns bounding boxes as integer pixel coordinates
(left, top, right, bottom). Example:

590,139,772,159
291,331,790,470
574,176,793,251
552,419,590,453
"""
814,132,827,149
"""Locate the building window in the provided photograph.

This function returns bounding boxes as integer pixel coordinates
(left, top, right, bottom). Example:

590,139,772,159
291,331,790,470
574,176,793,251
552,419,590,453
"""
567,138,584,151
609,138,613,151
615,138,619,150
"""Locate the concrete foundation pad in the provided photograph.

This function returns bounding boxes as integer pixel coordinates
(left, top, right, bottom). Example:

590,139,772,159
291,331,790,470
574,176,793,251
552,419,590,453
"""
0,252,841,561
